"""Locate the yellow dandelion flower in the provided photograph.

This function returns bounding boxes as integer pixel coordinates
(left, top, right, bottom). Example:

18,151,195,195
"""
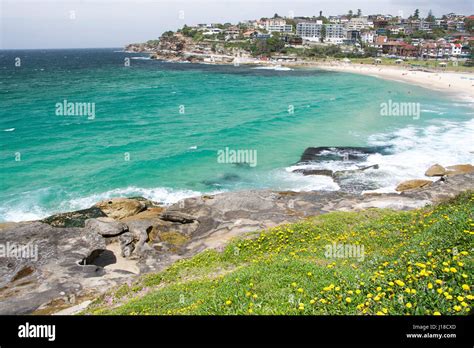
346,297,352,303
406,303,412,309
433,311,441,316
225,300,232,305
310,299,315,305
453,305,461,312
428,283,433,289
297,288,304,293
462,284,470,291
395,280,405,287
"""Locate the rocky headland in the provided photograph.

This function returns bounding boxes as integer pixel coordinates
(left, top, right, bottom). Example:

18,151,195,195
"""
0,147,473,315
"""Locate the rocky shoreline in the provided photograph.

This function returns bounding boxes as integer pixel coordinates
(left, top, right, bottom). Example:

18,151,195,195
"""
0,152,473,314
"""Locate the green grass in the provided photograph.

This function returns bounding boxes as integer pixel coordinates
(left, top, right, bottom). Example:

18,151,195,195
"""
83,192,473,315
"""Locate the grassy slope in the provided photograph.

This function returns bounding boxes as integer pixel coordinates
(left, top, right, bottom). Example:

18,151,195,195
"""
84,192,473,315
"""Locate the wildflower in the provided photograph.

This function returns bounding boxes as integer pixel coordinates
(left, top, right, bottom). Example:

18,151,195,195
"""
246,292,251,297
346,297,352,303
437,288,443,294
225,300,232,305
376,287,382,292
248,308,253,314
450,267,457,273
355,290,361,294
453,305,461,312
297,288,304,293
406,303,412,309
462,284,470,291
427,283,433,289
435,279,443,285
395,280,405,287
307,272,312,276
433,311,441,316
310,299,315,305
291,282,297,287
457,296,464,302
252,294,258,299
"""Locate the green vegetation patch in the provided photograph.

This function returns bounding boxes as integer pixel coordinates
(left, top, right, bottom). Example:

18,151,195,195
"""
83,192,473,315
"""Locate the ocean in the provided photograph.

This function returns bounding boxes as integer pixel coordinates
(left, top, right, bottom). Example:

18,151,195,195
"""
0,48,472,222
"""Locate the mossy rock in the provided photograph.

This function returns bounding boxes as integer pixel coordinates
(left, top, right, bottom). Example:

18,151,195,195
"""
158,231,190,247
41,207,106,228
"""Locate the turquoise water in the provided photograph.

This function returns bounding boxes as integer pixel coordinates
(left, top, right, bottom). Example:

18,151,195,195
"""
1,48,473,221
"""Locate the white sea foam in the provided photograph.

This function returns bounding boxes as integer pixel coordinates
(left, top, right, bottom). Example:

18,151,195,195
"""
3,128,15,132
287,119,474,194
0,187,222,222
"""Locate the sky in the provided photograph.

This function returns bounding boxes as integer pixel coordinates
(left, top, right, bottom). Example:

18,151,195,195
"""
1,0,473,49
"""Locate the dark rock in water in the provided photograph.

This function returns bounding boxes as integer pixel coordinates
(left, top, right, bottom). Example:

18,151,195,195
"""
299,146,390,164
41,207,107,228
160,211,197,224
293,169,334,177
202,173,241,187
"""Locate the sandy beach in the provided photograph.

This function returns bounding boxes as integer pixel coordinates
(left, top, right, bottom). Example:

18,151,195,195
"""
295,61,474,103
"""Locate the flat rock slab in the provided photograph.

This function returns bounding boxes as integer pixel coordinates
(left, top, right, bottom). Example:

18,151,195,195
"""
85,217,128,237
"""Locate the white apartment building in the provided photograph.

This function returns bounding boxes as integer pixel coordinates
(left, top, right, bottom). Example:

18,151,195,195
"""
297,22,346,43
345,17,372,30
264,19,293,33
296,22,323,40
360,31,375,44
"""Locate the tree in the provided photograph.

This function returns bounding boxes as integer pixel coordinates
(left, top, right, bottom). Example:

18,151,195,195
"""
426,10,435,23
320,25,327,43
319,10,323,18
464,17,474,32
348,10,353,19
357,9,362,17
273,13,280,18
413,9,420,19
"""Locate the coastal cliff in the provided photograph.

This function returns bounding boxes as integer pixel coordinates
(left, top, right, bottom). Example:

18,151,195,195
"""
0,163,473,314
